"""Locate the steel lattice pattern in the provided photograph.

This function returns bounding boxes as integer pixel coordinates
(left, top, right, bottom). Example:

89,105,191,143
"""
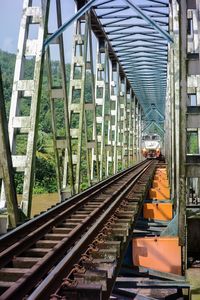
93,0,169,124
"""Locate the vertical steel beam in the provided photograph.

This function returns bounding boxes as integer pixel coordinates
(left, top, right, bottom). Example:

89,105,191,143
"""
127,88,133,166
106,58,113,177
117,76,124,171
132,94,137,163
168,0,176,201
0,70,18,227
85,14,99,186
46,0,74,199
138,105,142,161
3,0,50,217
93,39,109,180
122,78,128,169
109,61,120,174
135,100,140,162
68,11,98,193
179,0,187,248
172,0,180,212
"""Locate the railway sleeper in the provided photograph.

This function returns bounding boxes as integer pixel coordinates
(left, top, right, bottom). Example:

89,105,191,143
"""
12,257,40,268
35,240,60,248
84,203,102,208
90,248,118,259
77,208,94,212
55,223,77,230
0,281,13,295
97,241,121,254
110,223,129,232
116,211,134,221
69,214,87,219
54,283,102,300
103,232,125,243
115,219,132,226
93,194,111,200
123,204,138,211
75,209,92,214
74,269,108,291
0,268,29,281
64,218,81,223
52,227,72,234
22,247,51,257
44,233,69,240
82,259,117,279
61,221,82,227
125,195,142,202
102,189,120,195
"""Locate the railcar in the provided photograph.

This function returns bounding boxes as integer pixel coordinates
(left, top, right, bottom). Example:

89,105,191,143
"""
141,134,162,159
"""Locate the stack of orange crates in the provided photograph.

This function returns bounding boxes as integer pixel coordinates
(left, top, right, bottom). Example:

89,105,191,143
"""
144,167,172,221
132,166,182,275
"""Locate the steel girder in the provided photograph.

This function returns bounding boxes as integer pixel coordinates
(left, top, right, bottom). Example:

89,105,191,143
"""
46,0,170,123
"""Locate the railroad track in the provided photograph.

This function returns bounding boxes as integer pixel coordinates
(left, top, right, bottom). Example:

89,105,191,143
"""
0,159,156,300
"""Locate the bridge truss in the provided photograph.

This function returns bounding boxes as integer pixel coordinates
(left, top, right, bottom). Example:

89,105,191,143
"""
1,0,200,291
0,0,170,222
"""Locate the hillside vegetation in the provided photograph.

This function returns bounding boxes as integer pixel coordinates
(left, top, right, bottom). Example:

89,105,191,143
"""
0,50,85,194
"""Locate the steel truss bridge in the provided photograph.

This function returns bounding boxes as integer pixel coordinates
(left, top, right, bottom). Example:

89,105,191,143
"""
0,0,200,299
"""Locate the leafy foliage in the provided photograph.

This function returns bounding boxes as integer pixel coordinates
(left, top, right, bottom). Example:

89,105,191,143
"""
0,50,70,194
0,50,106,194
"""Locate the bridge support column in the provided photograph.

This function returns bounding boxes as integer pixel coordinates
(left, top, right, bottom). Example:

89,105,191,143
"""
168,0,200,274
127,88,134,165
2,0,50,217
93,39,110,181
132,94,137,162
0,70,18,228
178,0,187,250
135,100,140,162
46,0,74,198
122,78,128,169
68,12,99,193
108,61,120,175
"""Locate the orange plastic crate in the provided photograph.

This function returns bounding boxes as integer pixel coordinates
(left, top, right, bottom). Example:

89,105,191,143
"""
154,174,168,180
152,180,169,189
143,203,173,221
156,168,167,174
154,174,168,181
132,237,181,275
149,187,170,200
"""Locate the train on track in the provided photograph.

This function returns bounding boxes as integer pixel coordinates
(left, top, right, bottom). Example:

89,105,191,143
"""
141,134,162,159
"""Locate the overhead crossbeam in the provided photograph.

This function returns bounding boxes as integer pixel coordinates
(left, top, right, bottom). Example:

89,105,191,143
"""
144,107,165,120
143,121,165,134
123,0,173,43
44,0,98,48
44,0,170,123
94,0,170,116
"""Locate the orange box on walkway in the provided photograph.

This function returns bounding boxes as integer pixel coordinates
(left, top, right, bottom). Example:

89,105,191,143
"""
156,168,167,174
149,187,170,200
154,174,168,181
152,180,169,189
132,237,181,275
143,203,173,221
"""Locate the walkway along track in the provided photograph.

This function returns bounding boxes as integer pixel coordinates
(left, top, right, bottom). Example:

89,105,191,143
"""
0,160,156,300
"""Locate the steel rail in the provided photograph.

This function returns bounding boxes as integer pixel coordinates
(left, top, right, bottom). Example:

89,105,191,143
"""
0,161,149,266
0,160,154,300
0,160,148,252
27,161,156,300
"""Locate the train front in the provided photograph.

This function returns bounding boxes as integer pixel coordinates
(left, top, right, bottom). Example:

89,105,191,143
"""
141,134,161,159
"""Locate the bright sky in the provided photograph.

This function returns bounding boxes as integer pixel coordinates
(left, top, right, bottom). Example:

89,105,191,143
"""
0,0,75,61
0,0,24,53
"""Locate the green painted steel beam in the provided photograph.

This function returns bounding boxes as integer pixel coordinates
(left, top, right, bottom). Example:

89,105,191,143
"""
121,0,173,43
